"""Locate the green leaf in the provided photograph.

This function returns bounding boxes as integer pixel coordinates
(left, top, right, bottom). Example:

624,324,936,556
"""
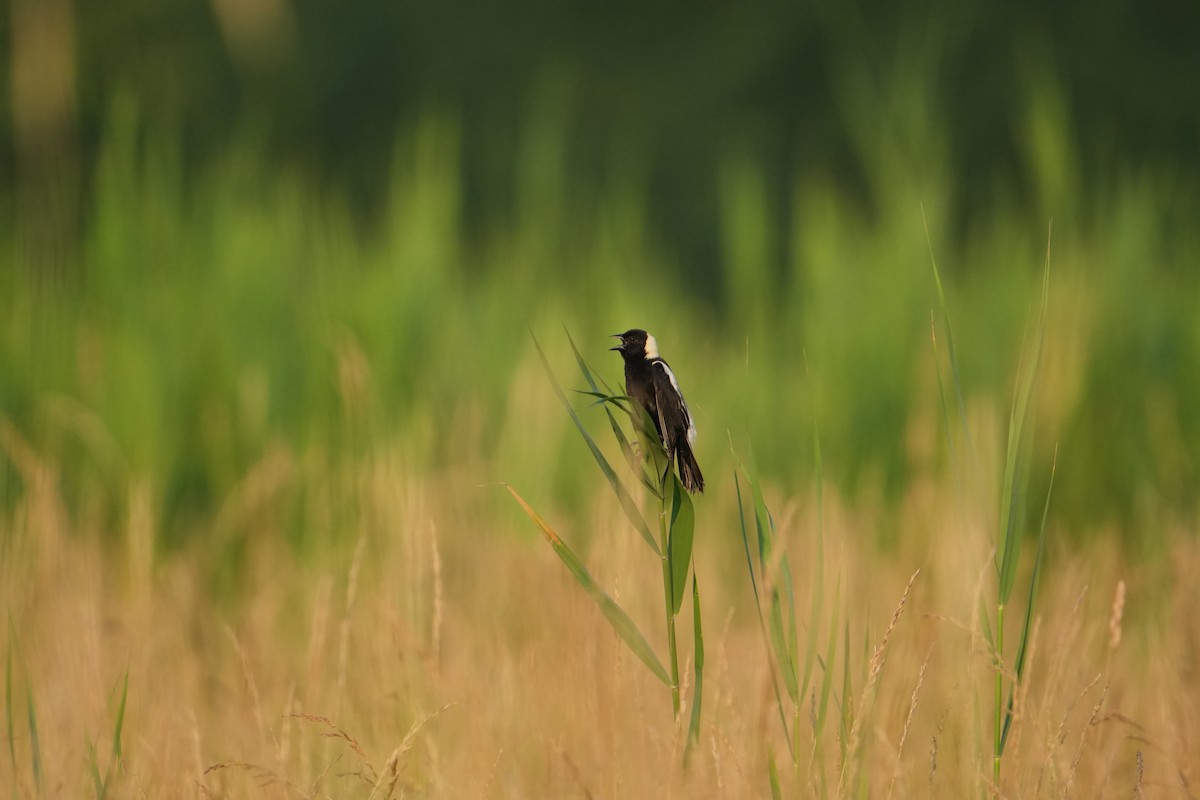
99,668,130,797
1000,446,1056,753
767,751,783,800
998,244,1051,604
27,685,42,795
575,390,663,496
815,575,842,734
685,572,705,757
87,736,103,799
668,477,695,615
565,330,646,477
734,471,794,754
782,553,800,699
768,579,799,706
729,453,796,743
532,335,661,555
752,477,773,575
505,484,670,685
734,475,763,613
733,450,799,704
979,593,995,648
924,206,985,521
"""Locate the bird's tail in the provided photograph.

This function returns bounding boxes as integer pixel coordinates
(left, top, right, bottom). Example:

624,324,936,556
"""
675,441,705,494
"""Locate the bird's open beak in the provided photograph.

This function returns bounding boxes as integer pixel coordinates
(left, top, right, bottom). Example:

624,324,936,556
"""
609,334,623,351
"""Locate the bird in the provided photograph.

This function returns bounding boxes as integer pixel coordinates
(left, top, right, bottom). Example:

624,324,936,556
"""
610,329,704,493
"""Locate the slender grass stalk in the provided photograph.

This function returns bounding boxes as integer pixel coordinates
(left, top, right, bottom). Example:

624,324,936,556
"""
993,603,1005,782
685,572,705,757
27,684,42,796
733,354,846,793
511,333,703,754
928,220,1055,788
734,471,794,756
6,626,44,797
659,493,682,717
87,668,130,799
505,483,670,685
5,631,15,784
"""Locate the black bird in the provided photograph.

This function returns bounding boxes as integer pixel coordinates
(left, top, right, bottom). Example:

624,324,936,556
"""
610,329,704,493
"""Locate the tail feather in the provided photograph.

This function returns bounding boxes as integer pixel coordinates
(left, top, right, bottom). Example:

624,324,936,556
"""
675,440,705,494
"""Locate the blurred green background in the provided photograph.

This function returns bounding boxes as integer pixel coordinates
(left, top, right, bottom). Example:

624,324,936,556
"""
2,0,1198,552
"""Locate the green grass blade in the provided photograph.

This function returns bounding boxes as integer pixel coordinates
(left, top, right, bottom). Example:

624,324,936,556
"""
815,575,841,734
997,245,1051,604
87,736,103,798
565,329,643,473
735,453,800,705
5,633,14,780
734,474,763,613
767,751,783,800
576,390,662,494
996,392,1035,603
781,551,799,697
799,367,825,704
730,446,770,572
752,477,773,574
978,592,995,648
668,477,695,615
26,686,42,795
1000,446,1056,753
923,206,985,526
103,668,130,793
734,471,794,753
729,446,775,578
532,335,661,555
505,484,670,685
768,574,799,706
926,220,997,650
685,571,705,755
929,312,974,541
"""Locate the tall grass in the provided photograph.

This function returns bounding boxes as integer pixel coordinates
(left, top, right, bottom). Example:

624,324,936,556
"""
2,80,1199,556
1,63,1199,796
5,630,44,797
929,221,1059,788
508,332,703,751
3,358,1200,795
4,433,1199,795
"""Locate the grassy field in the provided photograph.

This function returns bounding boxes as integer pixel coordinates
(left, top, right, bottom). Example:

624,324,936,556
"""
3,436,1198,797
3,95,1200,796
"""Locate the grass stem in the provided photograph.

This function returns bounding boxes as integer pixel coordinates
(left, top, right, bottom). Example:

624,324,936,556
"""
658,470,682,719
661,550,682,718
994,602,1005,786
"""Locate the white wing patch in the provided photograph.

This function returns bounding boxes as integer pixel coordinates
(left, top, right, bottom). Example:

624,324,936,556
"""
654,360,698,445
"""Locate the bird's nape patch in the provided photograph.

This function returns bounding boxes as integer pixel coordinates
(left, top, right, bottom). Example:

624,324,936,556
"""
643,334,659,359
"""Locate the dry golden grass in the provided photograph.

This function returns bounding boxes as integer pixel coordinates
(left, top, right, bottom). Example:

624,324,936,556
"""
2,447,1199,798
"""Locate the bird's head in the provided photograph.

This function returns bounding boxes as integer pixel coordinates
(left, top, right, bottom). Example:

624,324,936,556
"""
610,329,658,361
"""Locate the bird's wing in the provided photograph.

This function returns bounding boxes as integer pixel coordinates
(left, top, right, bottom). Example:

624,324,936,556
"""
652,360,697,447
